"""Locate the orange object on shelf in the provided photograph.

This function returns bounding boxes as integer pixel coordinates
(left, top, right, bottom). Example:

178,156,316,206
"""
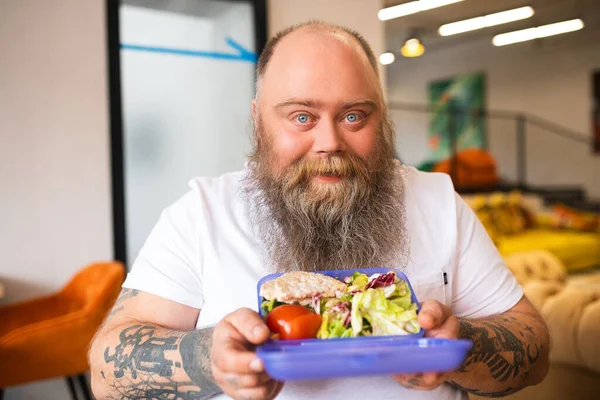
433,148,499,189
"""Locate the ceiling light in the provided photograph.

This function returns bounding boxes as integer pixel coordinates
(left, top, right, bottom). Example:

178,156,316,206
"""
439,6,535,36
401,38,425,58
379,52,396,65
493,18,584,46
378,0,464,21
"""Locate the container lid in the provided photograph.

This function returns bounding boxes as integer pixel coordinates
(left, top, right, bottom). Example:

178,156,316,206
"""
257,337,472,381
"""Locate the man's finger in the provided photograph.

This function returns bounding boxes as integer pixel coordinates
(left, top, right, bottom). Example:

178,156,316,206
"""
268,380,285,399
391,372,420,383
424,315,459,339
422,372,445,386
221,307,271,345
212,345,265,374
418,300,452,330
219,372,272,389
393,372,446,391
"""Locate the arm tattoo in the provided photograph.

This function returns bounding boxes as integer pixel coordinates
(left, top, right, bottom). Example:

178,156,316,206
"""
103,324,220,399
447,381,518,398
458,317,541,380
449,316,543,397
108,289,139,317
180,328,221,395
107,379,201,400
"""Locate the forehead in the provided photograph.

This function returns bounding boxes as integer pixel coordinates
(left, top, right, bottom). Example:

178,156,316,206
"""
258,29,382,108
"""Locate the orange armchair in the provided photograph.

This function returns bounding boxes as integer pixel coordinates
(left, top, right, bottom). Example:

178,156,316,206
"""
0,261,124,399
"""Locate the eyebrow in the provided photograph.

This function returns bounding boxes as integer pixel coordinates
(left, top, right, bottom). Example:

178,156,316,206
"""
274,99,324,109
340,99,378,112
274,98,379,111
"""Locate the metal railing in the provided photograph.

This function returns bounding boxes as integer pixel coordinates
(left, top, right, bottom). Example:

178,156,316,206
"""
388,102,596,192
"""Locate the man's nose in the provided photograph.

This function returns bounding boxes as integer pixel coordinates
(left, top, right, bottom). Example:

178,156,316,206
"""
312,119,346,156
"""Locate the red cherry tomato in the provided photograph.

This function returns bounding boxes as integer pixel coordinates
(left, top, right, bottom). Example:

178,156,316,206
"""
281,312,322,340
266,305,312,332
266,304,322,340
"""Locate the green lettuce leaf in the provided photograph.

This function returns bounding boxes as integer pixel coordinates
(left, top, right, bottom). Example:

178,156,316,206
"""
317,313,353,339
351,287,420,336
351,273,369,290
260,298,284,314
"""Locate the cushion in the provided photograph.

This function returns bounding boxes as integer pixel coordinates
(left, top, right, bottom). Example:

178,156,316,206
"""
498,229,600,272
524,280,563,311
504,250,567,286
578,297,600,373
537,204,600,232
524,278,600,373
471,191,533,240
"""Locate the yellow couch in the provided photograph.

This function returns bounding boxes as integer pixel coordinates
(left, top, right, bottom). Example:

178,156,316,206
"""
464,192,600,272
498,229,600,272
471,250,600,400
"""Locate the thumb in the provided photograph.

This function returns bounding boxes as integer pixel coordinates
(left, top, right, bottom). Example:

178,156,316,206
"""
222,307,271,346
418,300,451,330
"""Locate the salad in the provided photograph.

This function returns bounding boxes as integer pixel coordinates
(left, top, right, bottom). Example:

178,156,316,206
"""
259,270,421,340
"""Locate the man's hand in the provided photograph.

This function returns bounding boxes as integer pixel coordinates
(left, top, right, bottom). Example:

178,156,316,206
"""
392,300,459,391
211,308,284,400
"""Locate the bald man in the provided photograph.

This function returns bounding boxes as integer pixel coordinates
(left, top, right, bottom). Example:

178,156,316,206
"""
89,22,549,400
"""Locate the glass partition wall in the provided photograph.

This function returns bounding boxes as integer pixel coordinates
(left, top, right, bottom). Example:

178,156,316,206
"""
107,0,267,267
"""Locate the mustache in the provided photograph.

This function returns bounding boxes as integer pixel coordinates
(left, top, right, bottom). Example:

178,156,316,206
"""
282,155,371,188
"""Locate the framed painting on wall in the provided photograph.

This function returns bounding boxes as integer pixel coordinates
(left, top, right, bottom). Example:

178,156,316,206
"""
428,72,486,162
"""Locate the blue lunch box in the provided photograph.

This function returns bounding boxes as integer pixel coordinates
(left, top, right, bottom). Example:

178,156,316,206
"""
256,267,472,381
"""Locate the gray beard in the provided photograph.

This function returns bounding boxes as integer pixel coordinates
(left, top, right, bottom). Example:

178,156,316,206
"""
241,161,409,274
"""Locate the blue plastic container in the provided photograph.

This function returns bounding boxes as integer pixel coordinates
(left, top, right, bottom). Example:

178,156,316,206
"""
256,268,472,381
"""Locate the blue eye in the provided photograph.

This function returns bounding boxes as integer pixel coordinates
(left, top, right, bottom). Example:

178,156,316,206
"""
297,114,310,124
345,113,361,123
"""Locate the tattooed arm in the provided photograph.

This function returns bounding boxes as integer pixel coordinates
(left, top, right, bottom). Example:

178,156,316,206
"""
448,297,550,397
89,289,219,399
394,297,549,397
90,288,281,400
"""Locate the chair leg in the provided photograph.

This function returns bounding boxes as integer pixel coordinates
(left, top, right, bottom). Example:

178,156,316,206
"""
0,388,4,400
76,374,92,400
65,376,79,400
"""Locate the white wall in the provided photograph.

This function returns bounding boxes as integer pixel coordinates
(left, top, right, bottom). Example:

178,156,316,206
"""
0,0,112,398
268,0,386,89
0,0,112,303
387,34,600,197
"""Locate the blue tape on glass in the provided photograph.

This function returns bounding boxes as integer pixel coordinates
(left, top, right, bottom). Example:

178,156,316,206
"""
121,37,257,63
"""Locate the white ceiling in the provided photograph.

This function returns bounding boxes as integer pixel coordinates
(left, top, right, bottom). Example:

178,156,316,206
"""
383,0,600,53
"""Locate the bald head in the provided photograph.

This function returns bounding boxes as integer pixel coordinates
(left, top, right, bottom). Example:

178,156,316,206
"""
255,21,382,100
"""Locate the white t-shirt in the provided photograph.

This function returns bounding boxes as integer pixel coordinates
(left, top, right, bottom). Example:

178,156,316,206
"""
123,165,523,400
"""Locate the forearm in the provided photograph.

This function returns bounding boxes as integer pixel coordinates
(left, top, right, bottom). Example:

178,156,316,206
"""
90,321,220,400
447,310,550,397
